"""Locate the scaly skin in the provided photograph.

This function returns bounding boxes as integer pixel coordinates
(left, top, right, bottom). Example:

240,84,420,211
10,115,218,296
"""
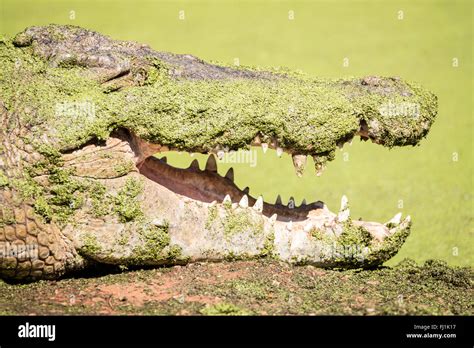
0,25,437,281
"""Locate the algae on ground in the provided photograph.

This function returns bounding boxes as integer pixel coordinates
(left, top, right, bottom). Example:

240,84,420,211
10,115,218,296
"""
1,259,468,316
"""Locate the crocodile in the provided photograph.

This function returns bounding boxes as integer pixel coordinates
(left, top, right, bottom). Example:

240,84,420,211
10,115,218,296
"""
0,25,437,281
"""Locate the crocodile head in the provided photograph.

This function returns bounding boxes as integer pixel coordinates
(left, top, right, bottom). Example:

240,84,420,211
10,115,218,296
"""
0,25,437,280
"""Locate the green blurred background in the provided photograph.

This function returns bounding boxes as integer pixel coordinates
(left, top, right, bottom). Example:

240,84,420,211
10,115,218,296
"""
0,0,472,266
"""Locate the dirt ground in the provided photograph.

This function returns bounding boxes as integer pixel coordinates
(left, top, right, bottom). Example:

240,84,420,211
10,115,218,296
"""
0,259,472,315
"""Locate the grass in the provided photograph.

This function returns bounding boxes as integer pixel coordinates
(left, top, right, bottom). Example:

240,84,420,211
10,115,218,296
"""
0,0,472,267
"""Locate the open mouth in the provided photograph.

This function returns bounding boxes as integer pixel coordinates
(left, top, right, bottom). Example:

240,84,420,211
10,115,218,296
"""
138,153,325,223
60,126,412,269
126,129,406,242
130,114,392,223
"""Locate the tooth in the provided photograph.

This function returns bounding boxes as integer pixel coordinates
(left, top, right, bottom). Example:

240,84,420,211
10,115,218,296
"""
223,194,232,204
271,138,278,148
209,201,217,207
340,195,349,211
239,195,249,208
161,156,167,163
205,155,217,172
225,168,234,181
388,215,411,235
276,147,283,157
189,159,200,170
152,218,166,226
304,222,313,232
286,221,293,231
253,196,263,213
338,195,350,222
315,164,325,177
313,156,326,176
385,212,402,226
288,197,295,209
269,214,277,224
301,199,307,206
275,195,282,205
292,154,307,177
243,187,249,194
261,143,268,154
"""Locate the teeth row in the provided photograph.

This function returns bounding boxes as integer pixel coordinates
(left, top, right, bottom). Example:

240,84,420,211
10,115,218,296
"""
174,154,407,233
219,192,299,228
222,194,265,213
215,194,407,232
186,155,237,182
187,154,324,189
337,195,407,228
197,149,325,177
250,134,335,176
226,193,307,208
184,155,311,208
187,156,407,230
211,137,328,176
274,194,309,208
178,134,357,178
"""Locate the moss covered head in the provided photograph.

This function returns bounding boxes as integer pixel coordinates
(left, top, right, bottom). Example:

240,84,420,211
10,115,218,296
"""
1,24,437,163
